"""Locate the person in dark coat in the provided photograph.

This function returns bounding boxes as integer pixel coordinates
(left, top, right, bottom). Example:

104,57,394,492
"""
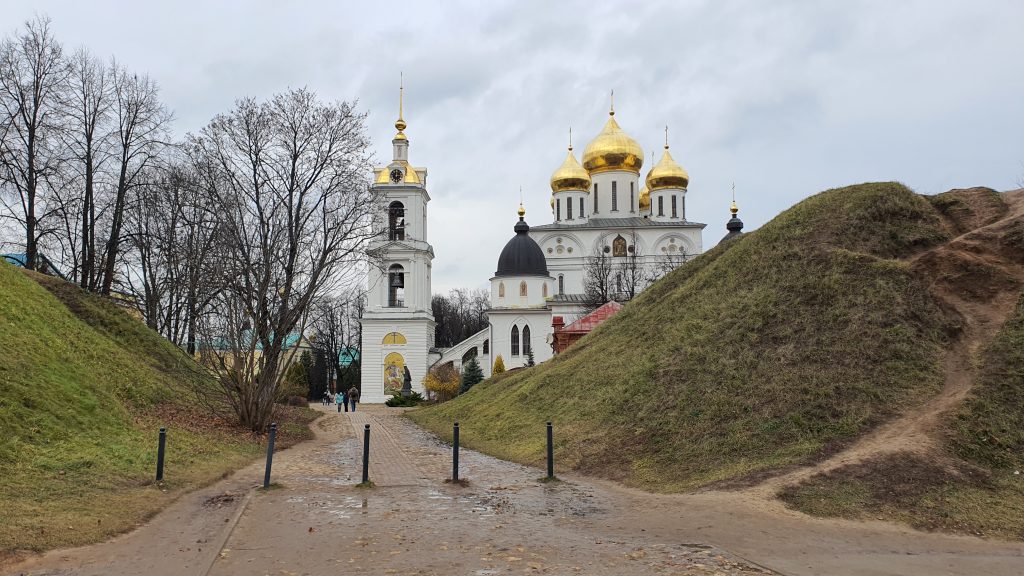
347,385,360,412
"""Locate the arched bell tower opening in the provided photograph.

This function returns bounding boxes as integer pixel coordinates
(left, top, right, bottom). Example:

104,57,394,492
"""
388,201,406,240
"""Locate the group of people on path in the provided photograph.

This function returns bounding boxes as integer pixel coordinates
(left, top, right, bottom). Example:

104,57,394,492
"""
333,386,360,412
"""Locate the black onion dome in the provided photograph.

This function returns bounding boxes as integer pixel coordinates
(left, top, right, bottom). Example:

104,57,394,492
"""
495,217,549,277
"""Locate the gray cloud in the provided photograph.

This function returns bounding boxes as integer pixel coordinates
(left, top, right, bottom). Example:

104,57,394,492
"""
7,0,1024,293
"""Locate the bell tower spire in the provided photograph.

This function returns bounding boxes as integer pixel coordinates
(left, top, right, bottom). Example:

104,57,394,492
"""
393,73,409,162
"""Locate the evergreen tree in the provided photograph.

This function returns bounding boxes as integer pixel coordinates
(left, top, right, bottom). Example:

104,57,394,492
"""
526,347,535,367
460,357,484,394
492,354,506,374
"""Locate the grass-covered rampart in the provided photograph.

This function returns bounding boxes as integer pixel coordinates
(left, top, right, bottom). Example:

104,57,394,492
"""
410,183,958,491
0,264,315,554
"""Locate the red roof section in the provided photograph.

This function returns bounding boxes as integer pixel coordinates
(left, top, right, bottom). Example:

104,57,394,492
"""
560,301,623,334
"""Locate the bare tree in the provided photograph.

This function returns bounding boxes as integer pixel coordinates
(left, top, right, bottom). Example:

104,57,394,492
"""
191,88,375,432
431,287,489,347
98,63,170,295
0,16,67,271
58,47,111,289
582,248,615,311
613,230,645,301
310,289,364,393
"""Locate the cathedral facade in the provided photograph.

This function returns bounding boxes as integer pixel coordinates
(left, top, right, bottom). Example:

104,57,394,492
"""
359,95,706,401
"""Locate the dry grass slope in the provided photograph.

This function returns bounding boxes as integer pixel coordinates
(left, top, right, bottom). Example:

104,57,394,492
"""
411,182,959,491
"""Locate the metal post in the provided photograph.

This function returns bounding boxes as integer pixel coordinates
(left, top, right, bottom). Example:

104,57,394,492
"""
361,424,371,484
263,423,277,488
546,421,554,479
156,427,166,482
452,422,460,482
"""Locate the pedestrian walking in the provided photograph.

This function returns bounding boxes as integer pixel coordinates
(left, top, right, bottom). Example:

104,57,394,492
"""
348,385,360,412
335,390,346,413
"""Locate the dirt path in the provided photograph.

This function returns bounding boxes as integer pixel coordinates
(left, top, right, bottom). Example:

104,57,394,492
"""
747,189,1024,496
8,405,1023,576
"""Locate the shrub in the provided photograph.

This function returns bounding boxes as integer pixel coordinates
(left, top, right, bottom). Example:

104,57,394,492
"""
492,355,506,374
385,391,424,407
424,363,460,402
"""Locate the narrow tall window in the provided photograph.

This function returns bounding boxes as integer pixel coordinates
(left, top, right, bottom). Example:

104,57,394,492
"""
671,195,677,218
658,195,664,216
558,274,564,295
593,183,599,213
388,201,405,240
511,325,520,356
566,198,573,220
611,181,618,211
388,264,405,307
498,282,505,298
520,281,528,297
630,182,635,213
542,283,548,298
579,197,584,218
556,198,561,221
522,325,532,356
482,339,489,354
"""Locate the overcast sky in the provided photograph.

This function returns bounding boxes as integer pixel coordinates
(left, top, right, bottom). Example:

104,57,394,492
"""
8,0,1024,293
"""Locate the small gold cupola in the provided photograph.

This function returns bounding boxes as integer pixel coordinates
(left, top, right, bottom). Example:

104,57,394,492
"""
645,126,689,191
550,128,591,193
639,184,651,212
582,92,644,175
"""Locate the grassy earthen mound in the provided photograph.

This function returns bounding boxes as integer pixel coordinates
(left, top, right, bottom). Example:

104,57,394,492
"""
411,182,960,491
0,265,315,555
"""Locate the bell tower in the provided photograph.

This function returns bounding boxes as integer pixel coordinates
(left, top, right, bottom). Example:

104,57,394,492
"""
358,80,436,403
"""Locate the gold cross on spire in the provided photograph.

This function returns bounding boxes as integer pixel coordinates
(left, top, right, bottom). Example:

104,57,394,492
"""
609,89,615,116
665,125,670,149
568,126,573,150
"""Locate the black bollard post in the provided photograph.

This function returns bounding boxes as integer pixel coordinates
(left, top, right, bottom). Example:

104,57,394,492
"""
546,421,554,479
263,423,277,488
156,427,166,482
361,424,371,484
452,422,460,482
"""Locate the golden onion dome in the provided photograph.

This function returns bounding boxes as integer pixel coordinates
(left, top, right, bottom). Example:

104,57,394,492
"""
646,144,689,191
549,146,591,193
582,112,644,175
639,184,650,212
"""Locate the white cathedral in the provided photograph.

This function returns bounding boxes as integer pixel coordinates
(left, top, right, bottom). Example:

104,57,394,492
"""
359,91,709,403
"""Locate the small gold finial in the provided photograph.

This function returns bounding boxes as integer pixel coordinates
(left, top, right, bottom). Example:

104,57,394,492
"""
395,73,407,133
731,183,738,215
609,89,615,116
518,203,526,218
568,126,573,151
664,125,670,149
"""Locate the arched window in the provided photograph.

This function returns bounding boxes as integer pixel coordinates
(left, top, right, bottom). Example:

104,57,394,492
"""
498,282,505,298
671,195,677,218
611,181,618,211
566,198,573,220
482,339,489,354
658,195,664,217
522,325,531,356
556,199,561,221
542,283,548,298
558,274,564,295
388,264,405,307
388,201,405,240
579,197,584,218
511,325,520,356
593,183,599,213
630,182,635,213
520,281,528,297
613,235,627,257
